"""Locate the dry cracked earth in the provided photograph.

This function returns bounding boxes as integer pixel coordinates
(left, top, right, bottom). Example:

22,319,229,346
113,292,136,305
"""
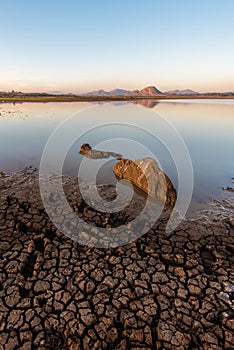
0,171,234,350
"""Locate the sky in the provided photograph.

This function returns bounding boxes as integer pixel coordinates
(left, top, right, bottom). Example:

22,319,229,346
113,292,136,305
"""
0,0,234,93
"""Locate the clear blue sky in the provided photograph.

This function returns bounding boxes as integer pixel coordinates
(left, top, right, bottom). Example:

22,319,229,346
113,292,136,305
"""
1,0,234,93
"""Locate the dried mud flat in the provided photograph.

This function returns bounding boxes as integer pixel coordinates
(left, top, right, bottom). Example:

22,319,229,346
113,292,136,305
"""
0,171,234,350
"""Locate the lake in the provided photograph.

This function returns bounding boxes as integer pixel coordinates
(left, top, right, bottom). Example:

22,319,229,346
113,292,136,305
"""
0,99,233,217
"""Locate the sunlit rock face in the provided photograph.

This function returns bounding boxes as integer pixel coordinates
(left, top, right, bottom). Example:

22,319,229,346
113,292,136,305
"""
140,86,162,96
113,157,177,206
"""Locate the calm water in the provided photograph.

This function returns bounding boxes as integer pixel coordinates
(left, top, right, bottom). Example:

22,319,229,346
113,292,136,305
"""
0,99,233,216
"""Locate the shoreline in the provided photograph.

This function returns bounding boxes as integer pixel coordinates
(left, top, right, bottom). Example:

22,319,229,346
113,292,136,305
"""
0,170,234,349
1,94,234,103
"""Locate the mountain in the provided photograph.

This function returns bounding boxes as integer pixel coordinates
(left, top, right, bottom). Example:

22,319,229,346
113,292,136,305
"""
83,86,162,97
140,86,162,95
82,86,202,97
164,89,199,95
83,89,109,96
83,89,131,96
49,91,64,95
111,88,131,95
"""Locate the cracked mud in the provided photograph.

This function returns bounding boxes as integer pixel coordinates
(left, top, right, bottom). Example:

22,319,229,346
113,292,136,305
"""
0,171,234,349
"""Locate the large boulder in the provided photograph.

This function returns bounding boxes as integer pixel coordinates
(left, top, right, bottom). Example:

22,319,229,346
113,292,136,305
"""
113,158,177,206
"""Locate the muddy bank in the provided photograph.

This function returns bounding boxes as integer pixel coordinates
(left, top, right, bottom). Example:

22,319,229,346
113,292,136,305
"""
0,171,234,349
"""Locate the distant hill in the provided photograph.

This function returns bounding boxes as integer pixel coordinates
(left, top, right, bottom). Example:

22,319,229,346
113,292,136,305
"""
164,89,199,95
82,86,201,97
140,86,162,95
82,87,204,97
111,89,131,95
84,89,132,96
49,91,64,95
83,86,162,97
40,91,77,96
84,89,109,96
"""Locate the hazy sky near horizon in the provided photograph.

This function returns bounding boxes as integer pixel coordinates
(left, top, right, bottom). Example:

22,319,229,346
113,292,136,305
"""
0,0,234,93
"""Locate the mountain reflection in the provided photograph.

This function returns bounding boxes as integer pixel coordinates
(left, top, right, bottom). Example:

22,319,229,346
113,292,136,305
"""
131,99,159,108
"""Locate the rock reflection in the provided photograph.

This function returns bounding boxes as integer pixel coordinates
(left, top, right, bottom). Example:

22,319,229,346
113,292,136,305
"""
131,99,159,108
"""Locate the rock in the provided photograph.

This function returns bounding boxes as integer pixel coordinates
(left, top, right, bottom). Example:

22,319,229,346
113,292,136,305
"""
113,158,176,206
79,143,92,155
79,143,122,159
222,186,234,192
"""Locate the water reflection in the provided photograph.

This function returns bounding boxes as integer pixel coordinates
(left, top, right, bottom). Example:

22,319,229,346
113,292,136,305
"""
130,99,159,109
0,100,233,216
